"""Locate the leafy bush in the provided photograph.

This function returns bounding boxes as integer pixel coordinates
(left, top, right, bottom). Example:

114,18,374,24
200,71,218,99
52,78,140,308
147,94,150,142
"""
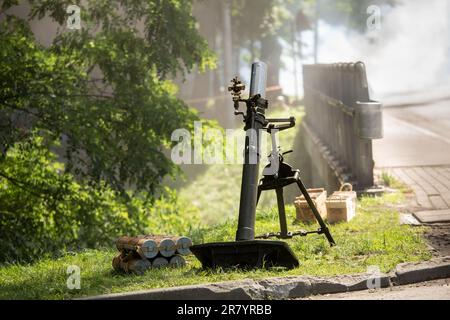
1,3,215,196
0,135,200,263
0,1,215,264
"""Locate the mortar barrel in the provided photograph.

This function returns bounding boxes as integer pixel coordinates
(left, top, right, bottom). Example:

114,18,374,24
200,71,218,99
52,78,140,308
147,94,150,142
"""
249,61,267,98
236,61,267,241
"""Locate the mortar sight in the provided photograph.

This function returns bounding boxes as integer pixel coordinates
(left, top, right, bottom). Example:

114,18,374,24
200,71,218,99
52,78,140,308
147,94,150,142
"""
228,76,245,101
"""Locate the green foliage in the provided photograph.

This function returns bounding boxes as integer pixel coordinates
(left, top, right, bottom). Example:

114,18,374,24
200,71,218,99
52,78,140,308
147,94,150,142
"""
0,135,200,263
230,0,289,63
0,1,214,263
380,171,410,194
1,1,215,195
144,187,201,236
381,171,394,187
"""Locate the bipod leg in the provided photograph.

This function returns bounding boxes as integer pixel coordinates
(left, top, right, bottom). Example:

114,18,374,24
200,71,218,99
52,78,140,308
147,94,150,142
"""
275,187,289,238
295,177,336,246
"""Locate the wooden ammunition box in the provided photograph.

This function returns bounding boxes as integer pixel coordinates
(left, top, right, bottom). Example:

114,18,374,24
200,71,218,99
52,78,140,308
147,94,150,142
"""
325,190,357,223
294,188,327,223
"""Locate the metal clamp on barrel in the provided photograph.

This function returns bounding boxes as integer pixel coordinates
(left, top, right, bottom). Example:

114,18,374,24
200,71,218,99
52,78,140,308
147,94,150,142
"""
264,117,296,132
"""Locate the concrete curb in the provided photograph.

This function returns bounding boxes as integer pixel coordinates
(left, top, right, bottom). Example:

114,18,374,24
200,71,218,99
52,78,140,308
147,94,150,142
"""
392,256,450,285
81,256,450,300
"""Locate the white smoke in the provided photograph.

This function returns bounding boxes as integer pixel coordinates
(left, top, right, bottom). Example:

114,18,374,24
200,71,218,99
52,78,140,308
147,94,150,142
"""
281,0,450,99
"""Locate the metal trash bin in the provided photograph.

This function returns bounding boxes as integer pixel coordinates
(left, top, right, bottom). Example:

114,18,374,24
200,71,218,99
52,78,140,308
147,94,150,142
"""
354,101,383,139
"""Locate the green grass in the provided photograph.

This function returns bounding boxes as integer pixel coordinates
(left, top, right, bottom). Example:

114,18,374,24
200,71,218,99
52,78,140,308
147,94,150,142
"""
0,107,431,299
381,171,409,191
0,190,431,299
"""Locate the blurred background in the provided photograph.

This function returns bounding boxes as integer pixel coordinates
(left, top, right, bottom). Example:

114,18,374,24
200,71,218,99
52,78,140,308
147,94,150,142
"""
170,0,450,223
7,0,450,129
178,0,450,127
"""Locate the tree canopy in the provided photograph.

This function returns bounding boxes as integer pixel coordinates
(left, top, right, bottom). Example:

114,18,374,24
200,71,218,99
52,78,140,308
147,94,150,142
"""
0,0,215,262
0,0,215,196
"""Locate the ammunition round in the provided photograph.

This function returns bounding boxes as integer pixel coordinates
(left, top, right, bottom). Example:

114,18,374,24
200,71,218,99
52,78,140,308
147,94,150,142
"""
126,258,152,275
174,236,192,255
112,254,122,272
158,238,176,257
169,255,186,267
137,239,158,259
152,257,169,268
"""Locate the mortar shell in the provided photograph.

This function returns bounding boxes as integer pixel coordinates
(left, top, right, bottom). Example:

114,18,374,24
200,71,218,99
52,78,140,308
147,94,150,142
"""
112,254,122,272
116,235,145,251
169,255,186,267
145,235,188,257
116,236,158,259
136,239,158,259
173,236,192,255
152,257,169,268
112,251,151,274
123,258,152,274
156,238,176,257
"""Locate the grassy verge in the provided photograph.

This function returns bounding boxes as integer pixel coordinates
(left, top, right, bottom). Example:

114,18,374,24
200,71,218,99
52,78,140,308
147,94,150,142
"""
0,190,431,299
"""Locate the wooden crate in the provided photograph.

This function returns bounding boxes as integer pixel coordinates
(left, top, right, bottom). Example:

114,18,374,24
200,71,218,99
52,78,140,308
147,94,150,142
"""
294,188,327,223
325,190,357,223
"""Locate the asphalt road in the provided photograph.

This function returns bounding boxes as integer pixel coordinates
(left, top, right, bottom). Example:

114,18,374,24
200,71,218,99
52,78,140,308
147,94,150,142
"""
373,97,450,168
303,279,450,300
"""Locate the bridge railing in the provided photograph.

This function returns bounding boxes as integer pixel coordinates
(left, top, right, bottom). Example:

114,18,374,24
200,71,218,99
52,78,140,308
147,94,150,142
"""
302,62,382,191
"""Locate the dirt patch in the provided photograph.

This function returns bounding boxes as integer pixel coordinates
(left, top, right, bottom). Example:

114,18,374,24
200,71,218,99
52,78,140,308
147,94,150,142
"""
424,223,450,256
393,190,450,257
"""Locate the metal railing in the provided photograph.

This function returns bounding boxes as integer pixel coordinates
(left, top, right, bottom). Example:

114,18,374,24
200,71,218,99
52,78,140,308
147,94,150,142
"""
302,62,382,191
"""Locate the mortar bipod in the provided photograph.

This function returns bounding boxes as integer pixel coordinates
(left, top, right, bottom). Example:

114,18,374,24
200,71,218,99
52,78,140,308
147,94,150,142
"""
255,118,336,246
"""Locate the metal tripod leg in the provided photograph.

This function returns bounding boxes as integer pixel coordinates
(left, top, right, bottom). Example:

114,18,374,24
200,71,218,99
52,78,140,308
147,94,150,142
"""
256,186,262,206
275,188,288,238
295,177,336,246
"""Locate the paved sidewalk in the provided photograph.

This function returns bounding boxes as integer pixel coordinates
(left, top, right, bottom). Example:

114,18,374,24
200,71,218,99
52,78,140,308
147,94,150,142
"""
374,96,450,213
388,166,450,210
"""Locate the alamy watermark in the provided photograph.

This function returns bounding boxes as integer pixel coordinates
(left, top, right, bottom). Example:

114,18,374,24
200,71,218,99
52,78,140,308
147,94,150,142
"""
367,5,381,31
170,122,280,174
66,265,81,290
366,265,382,290
67,5,81,30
